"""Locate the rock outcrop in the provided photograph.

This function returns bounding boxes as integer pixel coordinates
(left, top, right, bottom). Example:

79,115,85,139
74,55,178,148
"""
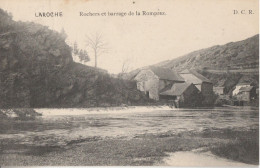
0,9,149,108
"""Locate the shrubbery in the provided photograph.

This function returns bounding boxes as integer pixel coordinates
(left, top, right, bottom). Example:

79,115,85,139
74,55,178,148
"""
0,108,41,120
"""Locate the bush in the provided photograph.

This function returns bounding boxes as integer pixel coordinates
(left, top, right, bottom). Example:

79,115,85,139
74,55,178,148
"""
0,108,41,120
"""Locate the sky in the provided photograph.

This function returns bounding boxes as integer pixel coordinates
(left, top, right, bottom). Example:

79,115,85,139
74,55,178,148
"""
0,0,259,73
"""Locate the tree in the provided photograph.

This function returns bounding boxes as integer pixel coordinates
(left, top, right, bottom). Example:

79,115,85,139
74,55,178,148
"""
60,28,67,40
78,49,90,63
72,41,90,63
121,58,132,74
85,33,108,68
118,58,133,78
73,41,79,54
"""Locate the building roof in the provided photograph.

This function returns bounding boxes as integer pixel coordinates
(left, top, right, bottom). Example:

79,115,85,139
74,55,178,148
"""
179,69,212,84
149,66,184,82
160,82,192,96
159,84,173,93
236,82,252,86
180,69,190,74
239,86,254,92
214,87,225,89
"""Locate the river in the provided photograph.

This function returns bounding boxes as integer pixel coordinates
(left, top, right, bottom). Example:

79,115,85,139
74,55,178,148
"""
0,106,258,147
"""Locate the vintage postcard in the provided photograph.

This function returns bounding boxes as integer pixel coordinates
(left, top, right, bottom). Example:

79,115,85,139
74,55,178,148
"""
0,0,259,167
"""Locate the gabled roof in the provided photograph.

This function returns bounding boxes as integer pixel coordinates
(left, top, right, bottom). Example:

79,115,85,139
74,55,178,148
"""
179,69,212,84
214,86,225,89
159,84,173,93
239,86,254,92
160,82,192,96
237,82,252,86
180,69,190,74
149,66,184,82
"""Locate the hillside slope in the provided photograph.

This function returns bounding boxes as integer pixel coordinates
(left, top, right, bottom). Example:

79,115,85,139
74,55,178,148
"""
157,35,259,71
159,35,259,94
123,35,259,95
0,9,148,108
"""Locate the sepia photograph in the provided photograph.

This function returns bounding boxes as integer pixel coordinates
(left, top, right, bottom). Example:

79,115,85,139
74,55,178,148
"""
0,0,259,167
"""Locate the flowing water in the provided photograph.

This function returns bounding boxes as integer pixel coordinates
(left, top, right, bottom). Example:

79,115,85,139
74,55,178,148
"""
0,106,258,146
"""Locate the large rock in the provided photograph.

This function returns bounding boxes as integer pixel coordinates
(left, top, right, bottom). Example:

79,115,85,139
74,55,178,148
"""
0,8,149,108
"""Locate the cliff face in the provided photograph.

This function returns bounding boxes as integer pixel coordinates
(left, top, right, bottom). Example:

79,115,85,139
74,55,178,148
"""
0,9,148,108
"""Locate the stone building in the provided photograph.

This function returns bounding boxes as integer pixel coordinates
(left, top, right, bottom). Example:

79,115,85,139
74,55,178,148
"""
232,82,252,96
213,86,225,95
134,67,214,107
160,82,202,107
236,86,256,102
134,66,184,100
179,69,214,106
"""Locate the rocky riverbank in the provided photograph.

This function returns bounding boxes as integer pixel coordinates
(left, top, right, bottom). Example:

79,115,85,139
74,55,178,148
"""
0,107,258,166
0,128,258,166
0,108,41,120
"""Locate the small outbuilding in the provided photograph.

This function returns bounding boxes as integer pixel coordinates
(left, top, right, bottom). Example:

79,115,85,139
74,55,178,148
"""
232,82,252,96
179,69,213,105
160,82,202,107
213,86,225,95
236,86,256,102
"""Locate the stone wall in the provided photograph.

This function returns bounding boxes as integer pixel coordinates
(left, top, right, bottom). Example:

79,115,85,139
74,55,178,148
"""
135,69,160,100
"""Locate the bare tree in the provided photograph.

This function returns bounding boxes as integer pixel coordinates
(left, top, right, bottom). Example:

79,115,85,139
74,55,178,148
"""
121,58,132,74
85,33,108,68
118,58,133,78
